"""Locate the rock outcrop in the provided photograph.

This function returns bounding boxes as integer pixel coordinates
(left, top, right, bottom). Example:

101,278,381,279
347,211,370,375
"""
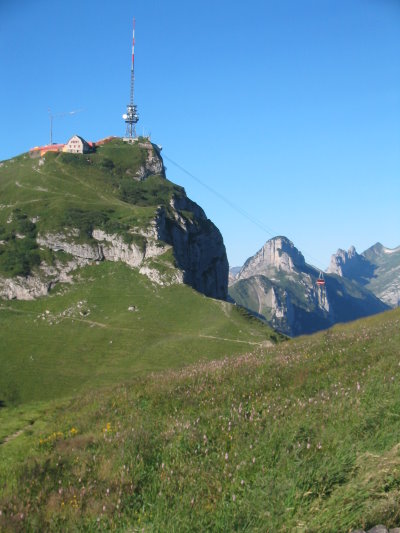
327,245,374,283
157,197,228,299
238,236,305,279
350,525,400,533
134,140,165,180
229,236,389,337
0,140,228,300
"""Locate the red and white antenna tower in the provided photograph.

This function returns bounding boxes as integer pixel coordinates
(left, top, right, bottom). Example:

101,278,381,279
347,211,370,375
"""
122,18,139,138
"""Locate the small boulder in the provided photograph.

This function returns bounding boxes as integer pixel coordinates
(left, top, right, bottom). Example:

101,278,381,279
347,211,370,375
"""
367,526,388,533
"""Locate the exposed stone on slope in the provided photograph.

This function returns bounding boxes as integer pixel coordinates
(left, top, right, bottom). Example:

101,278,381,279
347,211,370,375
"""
134,141,165,180
0,257,88,300
37,233,104,261
238,236,305,280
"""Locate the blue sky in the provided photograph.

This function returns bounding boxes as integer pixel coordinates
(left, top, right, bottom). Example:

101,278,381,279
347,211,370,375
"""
1,0,399,268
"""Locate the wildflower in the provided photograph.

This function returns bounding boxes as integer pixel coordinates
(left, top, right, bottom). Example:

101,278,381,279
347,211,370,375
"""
252,457,256,464
232,494,236,501
225,452,229,461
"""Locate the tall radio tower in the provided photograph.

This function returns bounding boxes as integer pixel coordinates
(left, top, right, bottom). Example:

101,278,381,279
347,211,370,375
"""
123,18,139,138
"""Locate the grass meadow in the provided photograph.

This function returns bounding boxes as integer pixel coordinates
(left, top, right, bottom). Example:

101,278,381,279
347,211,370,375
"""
1,307,399,531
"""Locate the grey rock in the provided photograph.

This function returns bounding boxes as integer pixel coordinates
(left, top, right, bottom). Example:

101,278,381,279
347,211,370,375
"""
134,141,165,180
157,196,228,299
367,526,388,533
389,529,400,533
238,236,305,280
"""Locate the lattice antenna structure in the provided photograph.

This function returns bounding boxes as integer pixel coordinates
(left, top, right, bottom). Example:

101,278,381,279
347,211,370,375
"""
122,18,139,138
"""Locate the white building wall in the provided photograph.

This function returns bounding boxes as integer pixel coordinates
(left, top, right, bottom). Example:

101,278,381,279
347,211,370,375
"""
64,135,89,154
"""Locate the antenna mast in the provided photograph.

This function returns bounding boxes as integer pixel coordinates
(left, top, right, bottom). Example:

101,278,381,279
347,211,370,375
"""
123,18,139,138
48,108,83,145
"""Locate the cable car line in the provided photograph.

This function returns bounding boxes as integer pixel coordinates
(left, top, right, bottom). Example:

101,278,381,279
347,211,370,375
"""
163,154,277,238
163,153,328,284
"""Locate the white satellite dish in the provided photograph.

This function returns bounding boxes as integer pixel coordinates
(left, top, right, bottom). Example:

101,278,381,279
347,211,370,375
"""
122,114,128,119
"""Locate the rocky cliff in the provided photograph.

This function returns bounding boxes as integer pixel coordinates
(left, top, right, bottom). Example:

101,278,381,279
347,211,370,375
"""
0,138,228,300
229,237,388,336
328,243,400,307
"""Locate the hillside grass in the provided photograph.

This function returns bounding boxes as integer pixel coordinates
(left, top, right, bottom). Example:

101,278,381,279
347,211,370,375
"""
0,261,278,407
1,308,399,531
0,140,182,278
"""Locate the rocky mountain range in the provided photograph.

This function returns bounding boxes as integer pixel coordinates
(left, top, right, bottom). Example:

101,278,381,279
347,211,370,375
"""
328,243,400,307
229,236,390,337
0,138,228,301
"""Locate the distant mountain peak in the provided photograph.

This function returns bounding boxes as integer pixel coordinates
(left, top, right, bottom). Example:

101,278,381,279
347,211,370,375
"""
238,236,305,280
328,241,400,308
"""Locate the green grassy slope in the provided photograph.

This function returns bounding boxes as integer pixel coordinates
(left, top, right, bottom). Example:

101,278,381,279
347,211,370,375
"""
1,308,399,532
0,140,182,277
0,261,277,407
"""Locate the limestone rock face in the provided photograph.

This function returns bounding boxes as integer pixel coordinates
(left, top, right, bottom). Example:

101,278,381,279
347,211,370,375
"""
156,197,228,300
238,236,305,280
0,257,88,300
37,233,104,261
0,197,228,301
327,245,369,279
134,141,165,180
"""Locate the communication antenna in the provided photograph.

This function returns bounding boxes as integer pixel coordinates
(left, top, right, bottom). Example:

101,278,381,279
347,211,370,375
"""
48,108,83,144
122,18,139,138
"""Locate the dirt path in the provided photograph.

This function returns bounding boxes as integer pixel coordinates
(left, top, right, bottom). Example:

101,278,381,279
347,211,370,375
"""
0,420,35,446
1,428,25,445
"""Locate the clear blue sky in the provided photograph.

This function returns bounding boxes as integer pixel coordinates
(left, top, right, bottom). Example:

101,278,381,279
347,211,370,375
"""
1,0,399,269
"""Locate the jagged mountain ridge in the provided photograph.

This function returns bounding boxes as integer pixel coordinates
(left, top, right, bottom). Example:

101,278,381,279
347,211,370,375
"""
328,243,400,307
229,236,389,336
0,138,228,300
